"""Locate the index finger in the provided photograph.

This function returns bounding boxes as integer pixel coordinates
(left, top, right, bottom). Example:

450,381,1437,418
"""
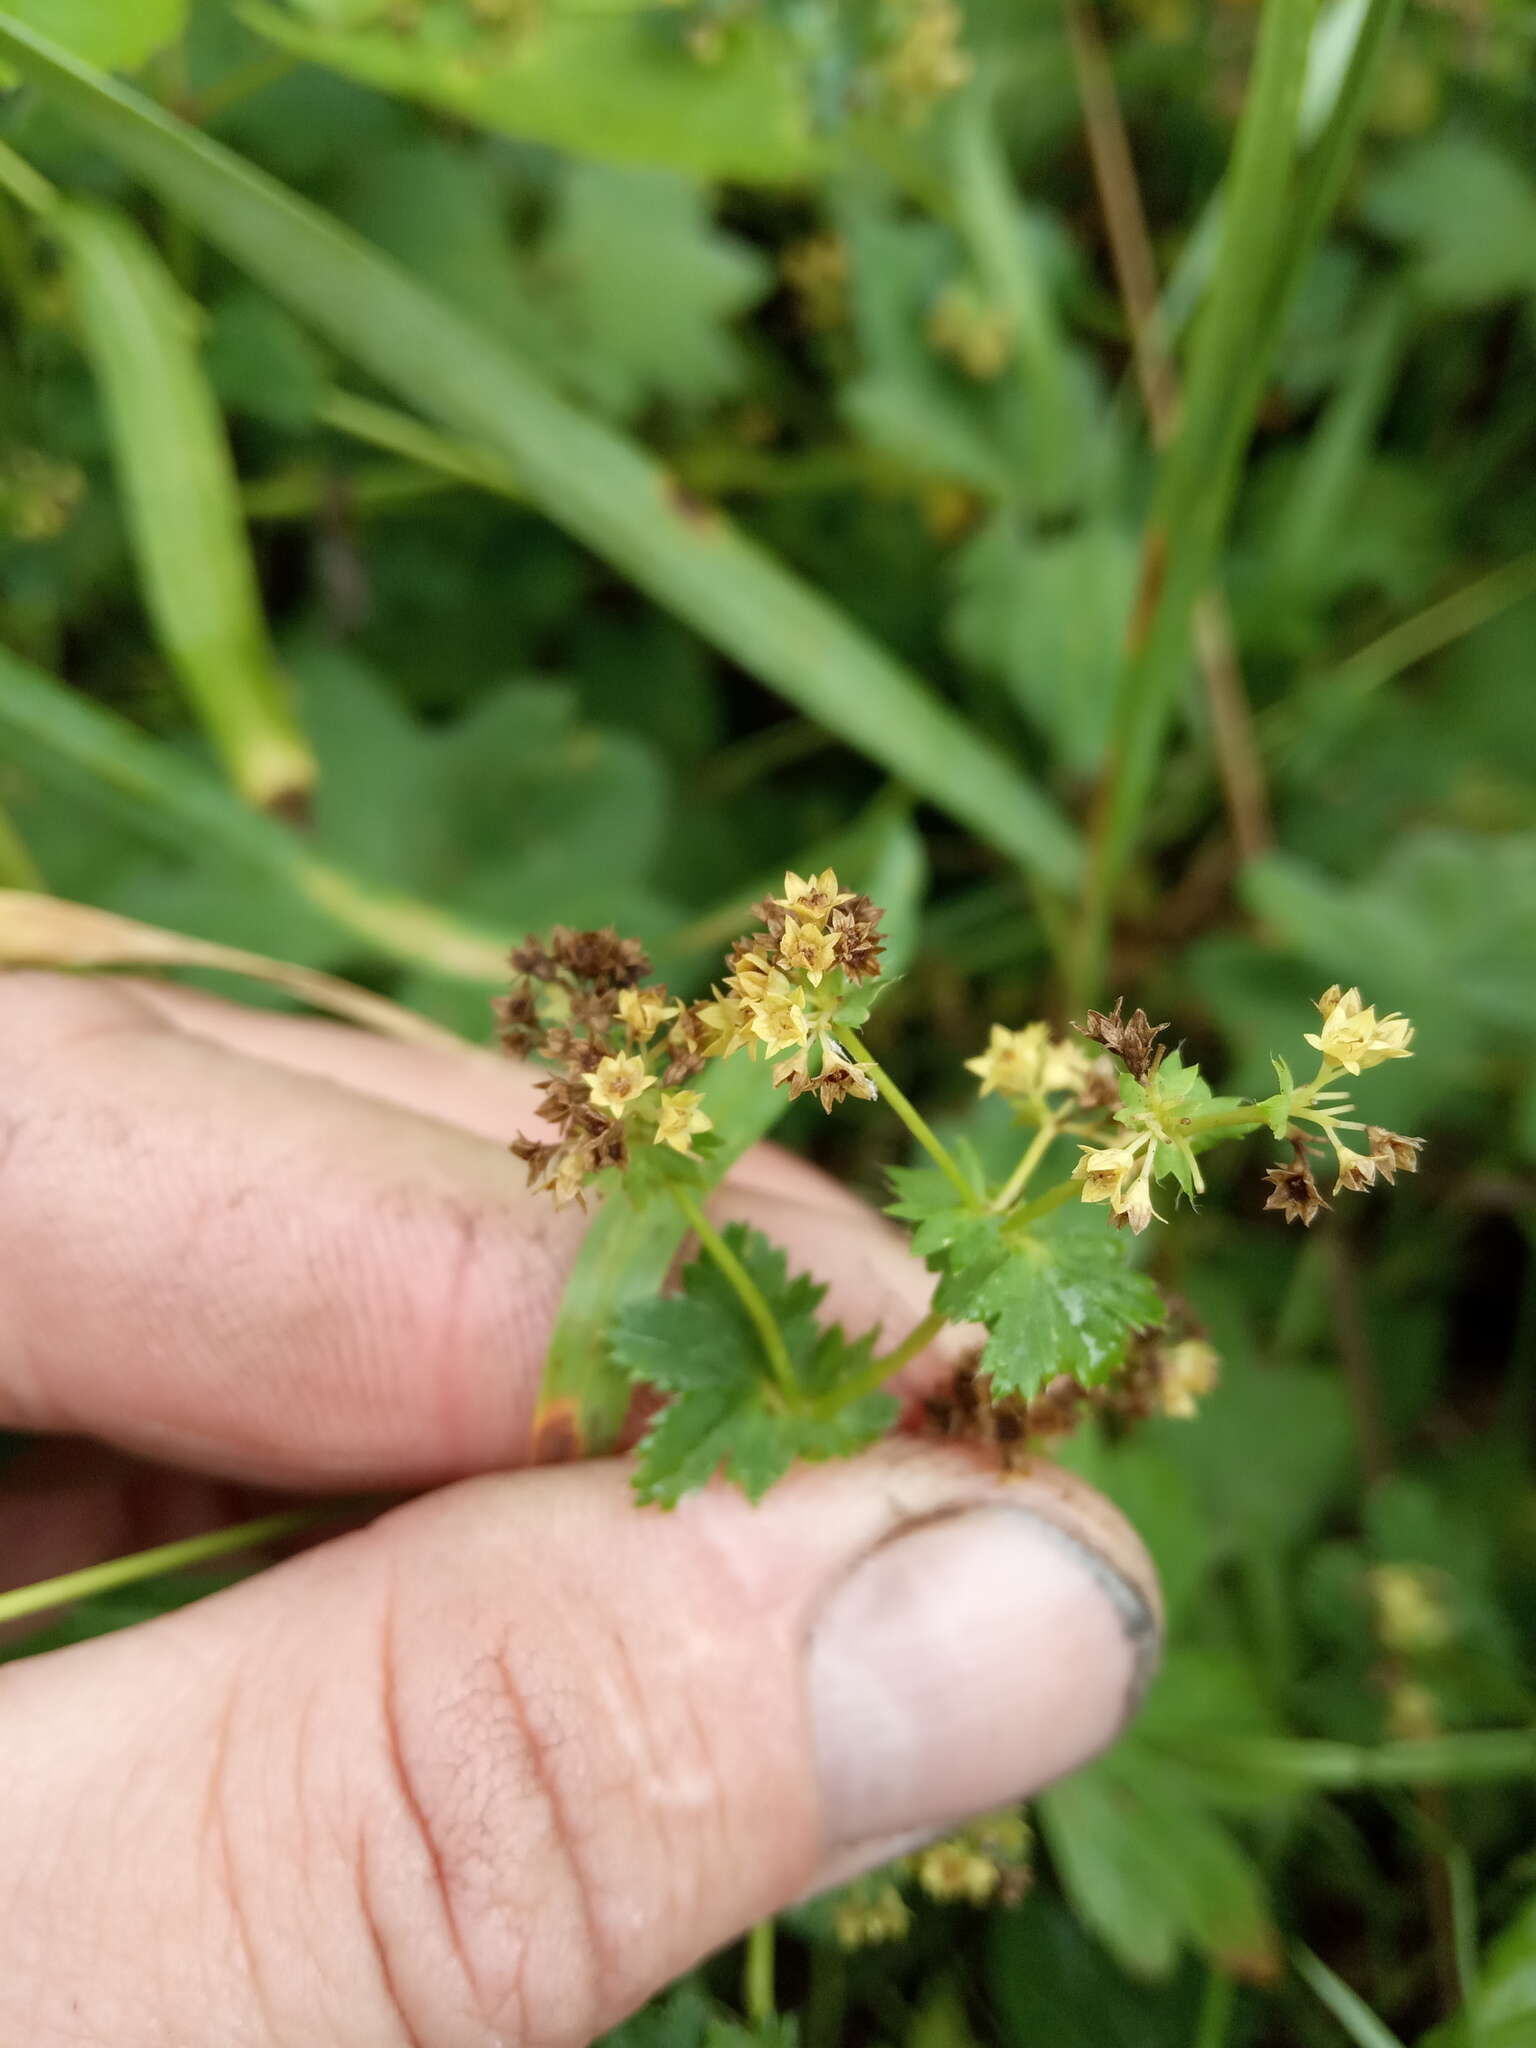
0,974,950,1487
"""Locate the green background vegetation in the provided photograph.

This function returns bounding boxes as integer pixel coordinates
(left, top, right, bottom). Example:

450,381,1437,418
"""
0,0,1534,2041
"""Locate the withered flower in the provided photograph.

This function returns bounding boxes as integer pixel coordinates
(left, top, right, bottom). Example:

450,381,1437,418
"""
1075,997,1169,1081
492,983,540,1056
548,924,652,990
827,896,886,983
1332,1144,1378,1195
1262,1157,1329,1226
509,1133,558,1187
1367,1126,1424,1183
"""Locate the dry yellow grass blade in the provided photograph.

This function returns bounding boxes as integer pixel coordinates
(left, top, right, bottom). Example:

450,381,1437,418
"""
0,890,464,1049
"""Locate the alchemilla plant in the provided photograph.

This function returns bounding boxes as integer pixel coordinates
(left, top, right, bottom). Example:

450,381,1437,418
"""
499,874,1422,1505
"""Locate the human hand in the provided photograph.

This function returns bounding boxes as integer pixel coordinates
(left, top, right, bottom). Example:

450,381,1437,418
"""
0,971,1159,2046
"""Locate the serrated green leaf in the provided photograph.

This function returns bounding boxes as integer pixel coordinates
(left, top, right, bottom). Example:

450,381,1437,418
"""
612,1223,896,1505
926,1207,1165,1398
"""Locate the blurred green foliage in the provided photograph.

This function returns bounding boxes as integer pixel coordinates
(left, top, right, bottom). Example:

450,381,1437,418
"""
1,0,1534,2040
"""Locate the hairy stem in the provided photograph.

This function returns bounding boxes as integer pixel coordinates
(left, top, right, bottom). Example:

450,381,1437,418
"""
672,1185,799,1406
838,1024,978,1207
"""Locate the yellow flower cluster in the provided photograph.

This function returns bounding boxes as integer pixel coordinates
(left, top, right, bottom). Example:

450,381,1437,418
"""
698,869,886,1111
965,1021,1091,1101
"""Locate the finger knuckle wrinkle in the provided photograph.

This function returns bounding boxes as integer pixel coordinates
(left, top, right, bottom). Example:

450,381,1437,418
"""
374,1603,612,2045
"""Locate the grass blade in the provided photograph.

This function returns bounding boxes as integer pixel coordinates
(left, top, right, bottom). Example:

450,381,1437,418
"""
0,641,508,983
1291,1946,1407,2048
57,200,316,814
0,14,1081,889
1071,0,1328,1001
0,891,464,1046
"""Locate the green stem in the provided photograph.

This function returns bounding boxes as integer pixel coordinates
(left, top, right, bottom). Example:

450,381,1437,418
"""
672,1185,799,1406
837,1025,978,1208
819,1306,950,1416
1008,1179,1081,1230
991,1111,1067,1213
1180,1729,1536,1787
1192,1966,1236,2048
0,137,57,217
1069,0,1324,1006
0,800,44,888
0,1505,346,1628
744,1917,776,2025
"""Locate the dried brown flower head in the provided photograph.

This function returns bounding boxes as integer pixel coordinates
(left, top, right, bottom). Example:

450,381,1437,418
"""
1367,1126,1424,1183
1075,997,1170,1081
1263,1157,1330,1226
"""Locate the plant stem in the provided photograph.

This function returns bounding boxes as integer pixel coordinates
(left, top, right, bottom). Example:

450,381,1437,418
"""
743,1917,776,2025
819,1306,950,1416
672,1185,799,1406
0,137,57,216
837,1025,978,1207
1008,1179,1081,1229
1192,1966,1236,2048
0,1505,346,1627
0,800,44,888
991,1112,1067,1212
1062,0,1271,861
1070,0,1323,1007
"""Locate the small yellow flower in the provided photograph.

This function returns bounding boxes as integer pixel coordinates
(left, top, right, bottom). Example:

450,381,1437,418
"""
1305,987,1415,1075
914,1841,999,1906
833,1882,912,1950
966,1023,1090,1100
653,1089,713,1155
778,915,839,986
694,988,755,1060
781,867,851,922
584,1053,656,1117
616,986,677,1042
1368,1564,1455,1656
748,972,811,1057
728,944,775,1004
1158,1339,1220,1419
1072,1144,1137,1204
546,1148,590,1209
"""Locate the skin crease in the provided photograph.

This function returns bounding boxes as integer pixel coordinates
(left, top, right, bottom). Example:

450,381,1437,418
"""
0,972,1160,2048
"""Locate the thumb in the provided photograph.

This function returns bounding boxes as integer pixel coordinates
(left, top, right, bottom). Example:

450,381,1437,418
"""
2,1441,1159,2047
